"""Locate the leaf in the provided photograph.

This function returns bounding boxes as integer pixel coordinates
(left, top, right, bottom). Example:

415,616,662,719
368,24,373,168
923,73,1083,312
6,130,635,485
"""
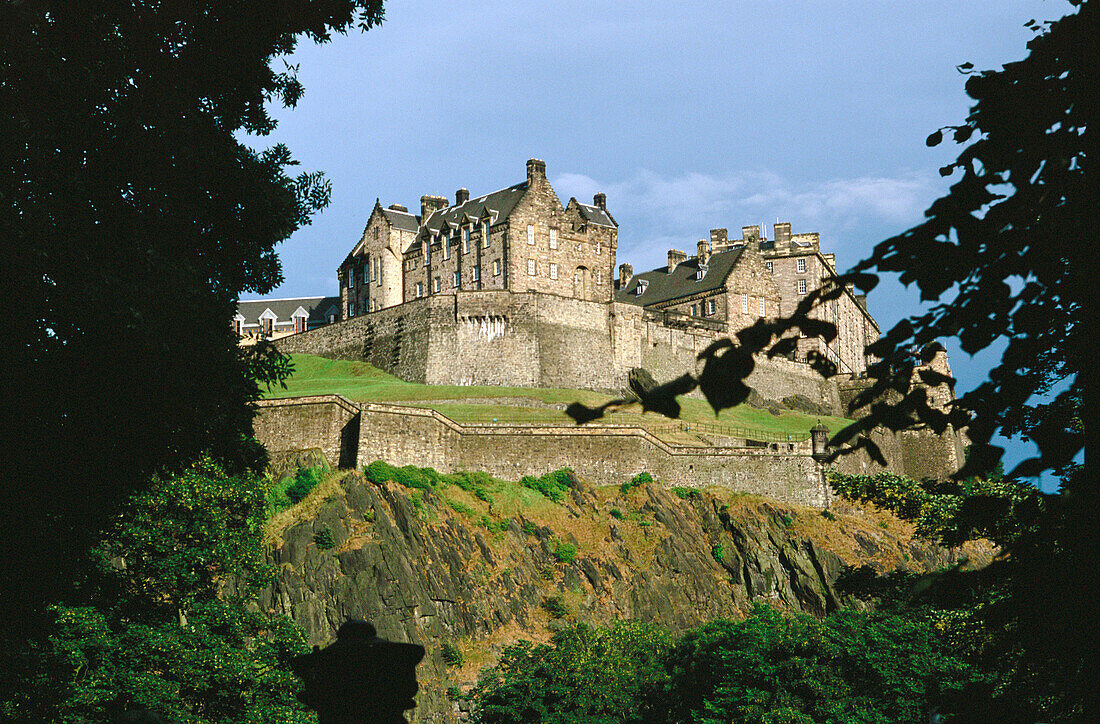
697,340,754,413
926,129,943,147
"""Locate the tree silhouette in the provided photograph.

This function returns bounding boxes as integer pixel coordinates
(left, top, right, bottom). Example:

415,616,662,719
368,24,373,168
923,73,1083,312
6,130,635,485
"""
0,1,385,627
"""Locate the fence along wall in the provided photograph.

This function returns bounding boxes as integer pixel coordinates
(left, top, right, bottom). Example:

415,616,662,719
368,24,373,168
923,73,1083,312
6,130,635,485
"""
254,395,830,508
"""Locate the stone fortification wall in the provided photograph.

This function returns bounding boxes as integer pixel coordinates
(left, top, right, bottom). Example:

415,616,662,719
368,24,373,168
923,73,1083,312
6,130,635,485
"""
254,396,830,508
252,395,361,468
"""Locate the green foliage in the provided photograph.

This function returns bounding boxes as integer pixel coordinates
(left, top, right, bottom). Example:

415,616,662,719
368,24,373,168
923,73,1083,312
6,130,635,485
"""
827,470,1042,548
364,460,439,490
1,460,313,722
672,486,700,500
779,514,794,528
609,508,624,520
286,465,324,504
711,543,725,563
519,469,575,502
3,0,385,624
441,642,464,668
541,596,569,619
471,620,671,724
313,525,335,550
553,542,577,564
820,509,836,521
621,471,653,494
522,521,539,536
647,604,980,724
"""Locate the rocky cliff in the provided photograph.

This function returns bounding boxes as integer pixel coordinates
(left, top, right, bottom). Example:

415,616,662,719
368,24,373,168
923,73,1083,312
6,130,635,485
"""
260,464,992,723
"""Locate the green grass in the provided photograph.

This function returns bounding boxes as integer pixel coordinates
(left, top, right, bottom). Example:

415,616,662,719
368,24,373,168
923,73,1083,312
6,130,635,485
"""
269,353,852,440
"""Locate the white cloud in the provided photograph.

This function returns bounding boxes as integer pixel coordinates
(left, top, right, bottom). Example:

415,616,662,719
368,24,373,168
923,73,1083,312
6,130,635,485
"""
552,167,941,271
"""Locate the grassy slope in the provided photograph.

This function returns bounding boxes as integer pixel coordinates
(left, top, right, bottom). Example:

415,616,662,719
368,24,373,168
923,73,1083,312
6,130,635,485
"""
265,353,852,439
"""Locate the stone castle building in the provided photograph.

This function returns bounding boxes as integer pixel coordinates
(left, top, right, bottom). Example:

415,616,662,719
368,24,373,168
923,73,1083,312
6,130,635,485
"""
281,159,878,400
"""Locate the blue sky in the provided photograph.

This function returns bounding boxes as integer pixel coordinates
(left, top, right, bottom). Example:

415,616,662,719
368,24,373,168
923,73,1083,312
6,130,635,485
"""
250,0,1071,487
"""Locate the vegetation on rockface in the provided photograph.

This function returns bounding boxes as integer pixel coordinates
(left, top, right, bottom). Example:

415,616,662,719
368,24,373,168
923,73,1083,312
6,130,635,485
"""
468,608,976,724
0,460,313,723
471,620,672,724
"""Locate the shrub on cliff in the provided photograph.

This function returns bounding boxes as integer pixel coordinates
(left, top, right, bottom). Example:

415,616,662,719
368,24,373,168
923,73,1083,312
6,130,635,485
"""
1,459,313,722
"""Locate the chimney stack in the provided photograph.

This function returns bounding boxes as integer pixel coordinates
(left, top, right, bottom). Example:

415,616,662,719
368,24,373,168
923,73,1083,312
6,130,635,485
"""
697,239,710,265
594,192,607,210
387,204,408,213
420,195,448,219
526,158,546,183
774,222,791,246
618,263,633,289
710,228,728,249
668,249,688,273
455,188,469,205
742,225,761,242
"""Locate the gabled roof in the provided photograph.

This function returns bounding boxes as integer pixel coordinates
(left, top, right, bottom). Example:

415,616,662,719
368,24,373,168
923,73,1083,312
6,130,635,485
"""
421,182,529,235
381,207,420,232
576,202,616,228
236,296,341,324
614,248,745,307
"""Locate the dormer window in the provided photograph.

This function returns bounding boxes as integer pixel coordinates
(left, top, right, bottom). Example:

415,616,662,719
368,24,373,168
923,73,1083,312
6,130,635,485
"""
696,264,708,281
636,279,649,295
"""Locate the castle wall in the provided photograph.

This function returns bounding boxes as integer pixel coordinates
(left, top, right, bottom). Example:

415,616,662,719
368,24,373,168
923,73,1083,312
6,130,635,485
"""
253,395,360,468
254,396,830,508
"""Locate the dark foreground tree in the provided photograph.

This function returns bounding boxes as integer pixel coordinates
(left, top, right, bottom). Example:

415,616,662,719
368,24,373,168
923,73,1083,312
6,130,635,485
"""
645,605,978,724
0,0,384,626
1,459,313,722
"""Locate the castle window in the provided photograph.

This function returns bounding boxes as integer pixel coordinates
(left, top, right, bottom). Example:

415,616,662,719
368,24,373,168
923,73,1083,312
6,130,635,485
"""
742,294,748,314
797,258,806,273
759,297,766,316
550,263,558,280
434,276,441,293
453,271,460,288
527,224,535,245
416,282,423,298
798,279,807,295
233,318,242,336
690,304,698,317
473,265,481,282
462,230,470,254
349,303,355,317
765,261,773,274
375,257,381,285
597,269,602,285
708,299,716,315
328,313,336,324
442,234,450,260
424,241,430,265
483,223,491,247
596,241,601,255
493,259,502,276
527,259,536,276
373,227,379,240
550,228,557,249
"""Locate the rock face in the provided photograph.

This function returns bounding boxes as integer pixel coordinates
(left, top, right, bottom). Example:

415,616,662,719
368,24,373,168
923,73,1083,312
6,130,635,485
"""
261,471,991,723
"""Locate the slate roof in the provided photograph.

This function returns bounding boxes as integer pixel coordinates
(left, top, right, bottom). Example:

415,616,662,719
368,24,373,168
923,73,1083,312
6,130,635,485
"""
422,183,529,234
576,202,616,228
380,207,420,232
614,248,745,307
236,296,341,324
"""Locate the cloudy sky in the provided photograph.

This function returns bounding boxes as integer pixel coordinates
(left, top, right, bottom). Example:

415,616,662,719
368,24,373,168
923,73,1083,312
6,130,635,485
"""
250,0,1071,485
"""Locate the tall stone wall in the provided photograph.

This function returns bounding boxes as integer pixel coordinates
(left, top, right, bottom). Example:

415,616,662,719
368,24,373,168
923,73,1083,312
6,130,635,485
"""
254,397,831,508
253,395,361,468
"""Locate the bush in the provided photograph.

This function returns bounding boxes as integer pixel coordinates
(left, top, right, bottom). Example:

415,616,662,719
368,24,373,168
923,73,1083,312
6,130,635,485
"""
363,460,440,490
441,642,463,667
286,466,323,504
621,471,653,494
711,543,724,563
672,486,700,500
609,508,624,520
554,542,577,563
542,596,569,619
821,509,837,521
520,468,574,502
780,514,794,528
313,525,335,549
522,521,538,536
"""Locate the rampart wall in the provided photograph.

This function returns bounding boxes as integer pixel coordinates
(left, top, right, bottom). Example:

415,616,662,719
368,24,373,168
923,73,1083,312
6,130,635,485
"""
254,396,831,508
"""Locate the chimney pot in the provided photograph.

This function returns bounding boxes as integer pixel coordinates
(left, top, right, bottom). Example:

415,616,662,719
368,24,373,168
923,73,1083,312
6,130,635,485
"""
618,263,633,289
387,203,408,213
456,188,469,205
667,249,688,273
697,239,710,265
594,192,607,210
526,158,546,182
